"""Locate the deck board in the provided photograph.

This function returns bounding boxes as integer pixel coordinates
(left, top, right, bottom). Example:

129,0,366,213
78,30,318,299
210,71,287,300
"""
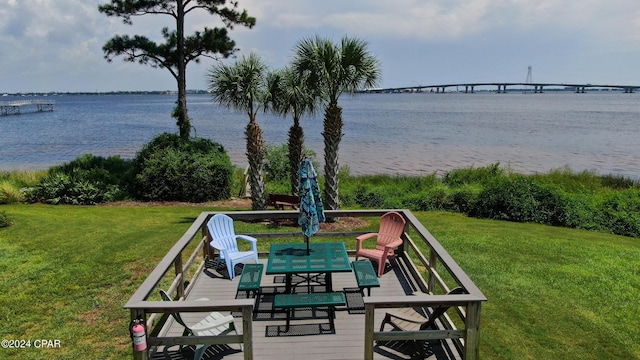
151,257,461,360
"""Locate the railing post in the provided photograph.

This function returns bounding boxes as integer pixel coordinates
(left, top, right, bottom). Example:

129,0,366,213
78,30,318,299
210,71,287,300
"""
242,305,253,360
202,222,215,261
364,303,375,360
464,301,482,360
201,224,210,260
428,248,437,293
130,309,148,360
174,254,184,299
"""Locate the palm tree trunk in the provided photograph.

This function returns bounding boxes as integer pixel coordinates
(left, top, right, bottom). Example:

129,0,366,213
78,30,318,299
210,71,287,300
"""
246,119,266,210
288,118,304,195
322,102,343,210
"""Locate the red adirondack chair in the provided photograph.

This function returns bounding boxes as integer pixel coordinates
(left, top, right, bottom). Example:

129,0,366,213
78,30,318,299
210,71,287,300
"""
355,211,406,277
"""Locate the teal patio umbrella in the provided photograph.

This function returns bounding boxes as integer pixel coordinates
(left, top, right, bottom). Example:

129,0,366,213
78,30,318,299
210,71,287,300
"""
298,158,325,255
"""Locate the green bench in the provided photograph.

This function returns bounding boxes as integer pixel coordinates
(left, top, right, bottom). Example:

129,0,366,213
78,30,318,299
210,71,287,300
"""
237,263,263,298
352,260,380,296
273,292,346,332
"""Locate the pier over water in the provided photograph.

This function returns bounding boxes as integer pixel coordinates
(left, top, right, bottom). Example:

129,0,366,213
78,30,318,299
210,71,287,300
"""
1,100,55,115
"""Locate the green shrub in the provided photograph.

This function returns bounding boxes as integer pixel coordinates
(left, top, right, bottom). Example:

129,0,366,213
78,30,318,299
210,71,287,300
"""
0,211,12,227
24,171,119,205
133,133,232,202
596,190,640,237
23,155,131,205
449,184,482,213
470,175,569,225
264,143,290,183
353,186,386,208
560,193,602,231
264,143,318,193
400,186,455,211
53,153,134,189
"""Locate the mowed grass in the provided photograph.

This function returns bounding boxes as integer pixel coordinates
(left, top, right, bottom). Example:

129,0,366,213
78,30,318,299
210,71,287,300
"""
0,204,216,359
425,212,640,360
0,205,638,359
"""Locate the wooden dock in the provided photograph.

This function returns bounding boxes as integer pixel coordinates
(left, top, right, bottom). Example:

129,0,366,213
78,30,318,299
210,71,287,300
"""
0,99,54,115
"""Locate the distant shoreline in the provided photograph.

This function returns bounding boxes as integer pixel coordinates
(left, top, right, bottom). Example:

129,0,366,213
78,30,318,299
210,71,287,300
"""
1,93,638,180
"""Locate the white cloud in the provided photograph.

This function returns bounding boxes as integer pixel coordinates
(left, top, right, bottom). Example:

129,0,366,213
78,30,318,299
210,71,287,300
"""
1,0,640,91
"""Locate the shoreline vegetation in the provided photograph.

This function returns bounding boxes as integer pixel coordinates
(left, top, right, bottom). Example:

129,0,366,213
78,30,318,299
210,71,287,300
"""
2,149,640,238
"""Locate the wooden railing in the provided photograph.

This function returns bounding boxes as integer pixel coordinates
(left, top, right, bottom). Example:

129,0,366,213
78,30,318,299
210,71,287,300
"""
124,212,255,360
124,209,486,360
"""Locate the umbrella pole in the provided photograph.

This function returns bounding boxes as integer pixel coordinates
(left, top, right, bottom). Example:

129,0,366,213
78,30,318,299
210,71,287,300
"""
305,235,310,255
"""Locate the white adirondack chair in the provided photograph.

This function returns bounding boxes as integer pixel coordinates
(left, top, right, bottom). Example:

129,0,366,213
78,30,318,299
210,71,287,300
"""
159,290,239,360
207,214,259,279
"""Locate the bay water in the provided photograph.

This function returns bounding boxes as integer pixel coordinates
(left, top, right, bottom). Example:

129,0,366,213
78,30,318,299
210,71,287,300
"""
1,92,638,179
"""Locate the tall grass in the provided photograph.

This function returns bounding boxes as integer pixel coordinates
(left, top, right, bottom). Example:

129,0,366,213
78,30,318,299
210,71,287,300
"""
0,170,46,204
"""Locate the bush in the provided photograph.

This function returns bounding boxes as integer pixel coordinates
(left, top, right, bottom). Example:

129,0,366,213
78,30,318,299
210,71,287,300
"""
264,143,290,183
470,175,570,225
0,211,13,228
353,186,386,208
597,190,640,237
23,155,131,205
133,133,232,202
264,143,318,192
450,184,482,213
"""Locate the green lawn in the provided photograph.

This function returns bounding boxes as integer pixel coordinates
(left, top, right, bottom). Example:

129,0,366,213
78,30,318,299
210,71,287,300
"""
0,205,638,359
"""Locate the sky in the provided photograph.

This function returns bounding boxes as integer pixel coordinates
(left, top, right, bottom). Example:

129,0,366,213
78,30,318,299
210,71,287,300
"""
2,0,640,93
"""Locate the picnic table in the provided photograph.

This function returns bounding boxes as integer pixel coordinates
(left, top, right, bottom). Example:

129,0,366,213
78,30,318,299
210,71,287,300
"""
265,242,352,293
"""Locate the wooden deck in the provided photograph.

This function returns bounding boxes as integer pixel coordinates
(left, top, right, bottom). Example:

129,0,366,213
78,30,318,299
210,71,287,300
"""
151,256,461,360
126,210,485,360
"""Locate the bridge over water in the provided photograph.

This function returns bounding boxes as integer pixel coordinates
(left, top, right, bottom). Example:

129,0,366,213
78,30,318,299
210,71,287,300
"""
365,82,640,94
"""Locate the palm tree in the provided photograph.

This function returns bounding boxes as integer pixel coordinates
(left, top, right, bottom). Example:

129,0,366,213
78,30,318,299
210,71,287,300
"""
292,35,381,210
207,53,270,210
267,67,318,195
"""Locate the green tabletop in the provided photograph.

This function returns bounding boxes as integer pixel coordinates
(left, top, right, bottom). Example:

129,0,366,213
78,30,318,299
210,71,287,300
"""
266,242,351,275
